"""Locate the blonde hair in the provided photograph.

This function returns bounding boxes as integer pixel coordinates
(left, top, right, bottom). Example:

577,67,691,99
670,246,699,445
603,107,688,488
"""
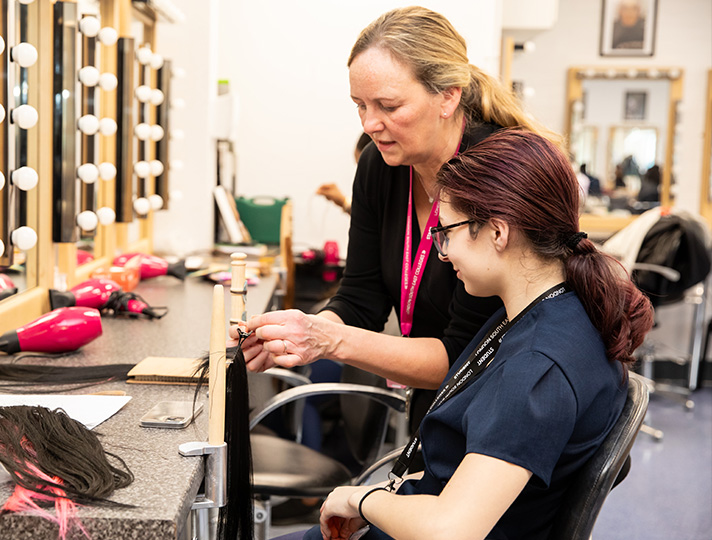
348,6,561,146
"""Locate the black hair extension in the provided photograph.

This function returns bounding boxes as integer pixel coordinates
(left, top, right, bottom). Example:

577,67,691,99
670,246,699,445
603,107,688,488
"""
0,364,133,386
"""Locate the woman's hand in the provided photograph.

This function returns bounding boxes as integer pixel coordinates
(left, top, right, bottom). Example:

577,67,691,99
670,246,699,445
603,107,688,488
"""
227,323,275,372
319,486,371,539
246,309,336,368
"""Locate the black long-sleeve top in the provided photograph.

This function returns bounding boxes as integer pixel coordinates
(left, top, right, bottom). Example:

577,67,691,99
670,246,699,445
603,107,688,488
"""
322,123,503,368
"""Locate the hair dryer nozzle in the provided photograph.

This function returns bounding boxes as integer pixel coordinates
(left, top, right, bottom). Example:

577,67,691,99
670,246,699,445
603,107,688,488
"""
167,260,187,280
49,289,77,310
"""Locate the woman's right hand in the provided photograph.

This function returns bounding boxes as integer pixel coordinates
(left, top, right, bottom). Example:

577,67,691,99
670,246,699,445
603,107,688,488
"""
246,309,335,369
227,323,276,372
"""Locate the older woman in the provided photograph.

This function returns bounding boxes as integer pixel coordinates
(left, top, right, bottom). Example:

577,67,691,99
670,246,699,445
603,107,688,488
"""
236,7,557,424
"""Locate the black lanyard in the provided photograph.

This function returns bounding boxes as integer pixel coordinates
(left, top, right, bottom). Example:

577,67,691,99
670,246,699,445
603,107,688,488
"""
388,283,570,488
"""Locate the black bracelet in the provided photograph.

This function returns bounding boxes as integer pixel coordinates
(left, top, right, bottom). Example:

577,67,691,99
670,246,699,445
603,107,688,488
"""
358,486,389,525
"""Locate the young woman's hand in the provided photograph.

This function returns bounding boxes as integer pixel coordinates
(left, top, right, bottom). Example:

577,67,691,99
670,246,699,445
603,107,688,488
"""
319,486,371,539
227,323,275,372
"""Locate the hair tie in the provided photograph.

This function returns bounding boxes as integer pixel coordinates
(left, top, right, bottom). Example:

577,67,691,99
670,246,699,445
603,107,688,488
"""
566,231,588,249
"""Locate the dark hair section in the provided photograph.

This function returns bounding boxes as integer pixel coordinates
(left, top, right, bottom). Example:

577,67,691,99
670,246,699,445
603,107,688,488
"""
437,129,654,368
0,363,132,393
194,344,253,540
0,405,133,537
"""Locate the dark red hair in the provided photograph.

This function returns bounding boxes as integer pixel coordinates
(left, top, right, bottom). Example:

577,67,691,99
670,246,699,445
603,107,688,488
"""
437,129,653,368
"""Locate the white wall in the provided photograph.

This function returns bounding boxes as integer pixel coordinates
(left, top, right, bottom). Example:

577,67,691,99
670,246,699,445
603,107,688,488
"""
508,0,712,213
217,0,503,253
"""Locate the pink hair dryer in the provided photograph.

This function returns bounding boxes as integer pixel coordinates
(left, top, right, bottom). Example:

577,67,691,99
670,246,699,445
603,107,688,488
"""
113,253,186,280
0,274,17,301
49,278,122,310
0,307,103,354
103,291,167,319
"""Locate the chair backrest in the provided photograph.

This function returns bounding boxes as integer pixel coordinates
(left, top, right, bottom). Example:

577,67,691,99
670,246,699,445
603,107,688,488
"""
548,373,649,540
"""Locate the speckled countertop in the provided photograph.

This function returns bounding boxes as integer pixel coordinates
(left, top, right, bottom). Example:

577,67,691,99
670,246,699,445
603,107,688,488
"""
0,273,278,539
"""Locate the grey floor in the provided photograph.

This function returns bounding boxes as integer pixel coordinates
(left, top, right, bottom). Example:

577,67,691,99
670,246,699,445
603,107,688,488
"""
270,299,712,540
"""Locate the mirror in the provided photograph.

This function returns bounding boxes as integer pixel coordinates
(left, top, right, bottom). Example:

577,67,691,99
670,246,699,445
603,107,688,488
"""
567,66,683,233
701,70,712,226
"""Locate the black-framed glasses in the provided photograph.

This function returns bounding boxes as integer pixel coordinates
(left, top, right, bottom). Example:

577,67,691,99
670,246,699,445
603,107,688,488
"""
430,219,477,257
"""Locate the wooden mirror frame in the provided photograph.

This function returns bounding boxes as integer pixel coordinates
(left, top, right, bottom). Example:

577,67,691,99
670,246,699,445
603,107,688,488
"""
700,70,712,227
566,66,683,236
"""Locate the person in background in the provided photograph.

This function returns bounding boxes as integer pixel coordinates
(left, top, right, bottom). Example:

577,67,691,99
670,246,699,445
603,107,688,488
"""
317,132,372,214
235,6,558,438
275,129,654,540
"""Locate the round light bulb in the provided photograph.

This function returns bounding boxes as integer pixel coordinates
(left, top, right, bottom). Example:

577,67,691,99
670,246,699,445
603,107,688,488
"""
133,197,151,216
12,104,38,129
136,46,153,65
522,86,536,98
150,125,165,141
99,72,118,91
0,104,4,124
0,36,4,56
172,67,186,79
98,27,118,46
149,193,164,210
134,160,150,178
77,163,99,184
170,160,184,171
0,171,5,190
627,69,639,79
11,226,37,251
523,41,536,53
170,189,183,201
99,117,117,136
668,68,681,80
605,69,617,79
149,89,165,106
77,210,99,232
19,0,35,4
169,128,183,140
149,160,164,176
171,98,185,109
96,206,116,225
79,16,100,37
98,162,117,181
134,122,151,140
78,114,100,135
135,85,152,103
149,53,164,70
0,239,4,257
11,43,38,68
572,100,585,113
78,66,100,86
12,167,39,191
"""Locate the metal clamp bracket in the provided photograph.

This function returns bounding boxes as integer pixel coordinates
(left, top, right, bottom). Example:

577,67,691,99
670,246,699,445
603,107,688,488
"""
179,441,227,510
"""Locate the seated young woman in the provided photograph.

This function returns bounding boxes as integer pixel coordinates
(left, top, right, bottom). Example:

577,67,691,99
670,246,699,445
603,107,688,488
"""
276,129,654,540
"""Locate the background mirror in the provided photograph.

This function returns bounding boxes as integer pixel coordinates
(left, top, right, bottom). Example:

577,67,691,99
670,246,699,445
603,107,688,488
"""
567,67,682,216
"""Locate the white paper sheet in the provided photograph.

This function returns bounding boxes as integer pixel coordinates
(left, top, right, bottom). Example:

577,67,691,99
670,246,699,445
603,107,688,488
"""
0,394,132,430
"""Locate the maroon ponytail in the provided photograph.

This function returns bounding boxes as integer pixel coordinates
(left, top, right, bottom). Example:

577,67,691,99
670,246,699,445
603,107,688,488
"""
437,129,653,368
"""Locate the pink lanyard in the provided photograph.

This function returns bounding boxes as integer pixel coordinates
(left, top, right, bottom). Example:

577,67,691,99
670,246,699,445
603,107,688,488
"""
399,121,466,338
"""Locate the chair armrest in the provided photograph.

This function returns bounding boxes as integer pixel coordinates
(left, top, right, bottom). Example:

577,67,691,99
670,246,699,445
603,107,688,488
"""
631,263,681,282
262,367,312,387
353,445,407,486
249,382,407,431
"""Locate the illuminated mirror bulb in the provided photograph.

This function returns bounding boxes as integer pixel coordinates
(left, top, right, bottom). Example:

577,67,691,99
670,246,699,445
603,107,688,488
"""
99,72,118,91
133,197,150,216
169,128,183,140
150,125,165,141
0,36,5,56
150,89,164,106
170,159,184,171
99,117,117,136
522,86,536,98
572,100,584,113
149,160,164,176
77,163,99,184
135,85,151,103
98,162,117,181
0,239,3,257
79,16,100,37
12,167,38,191
605,69,617,79
11,226,37,251
149,194,164,210
136,46,152,65
78,66,100,86
172,66,186,79
0,171,5,190
134,122,151,140
668,68,681,80
11,42,38,68
171,98,185,109
96,206,116,225
134,161,150,178
12,105,38,129
77,210,99,232
0,104,6,124
98,27,118,46
78,114,100,135
19,0,35,3
150,53,164,70
170,189,183,201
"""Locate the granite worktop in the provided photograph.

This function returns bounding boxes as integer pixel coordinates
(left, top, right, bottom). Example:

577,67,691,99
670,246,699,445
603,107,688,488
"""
0,272,278,539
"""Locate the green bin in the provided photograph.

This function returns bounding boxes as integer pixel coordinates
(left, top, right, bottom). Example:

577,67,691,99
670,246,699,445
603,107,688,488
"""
234,196,288,244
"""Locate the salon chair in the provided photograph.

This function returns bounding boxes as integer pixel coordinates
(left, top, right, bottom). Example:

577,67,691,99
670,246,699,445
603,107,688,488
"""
249,365,407,540
548,373,649,540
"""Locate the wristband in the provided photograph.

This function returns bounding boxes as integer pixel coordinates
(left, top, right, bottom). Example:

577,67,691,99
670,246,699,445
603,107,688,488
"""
357,486,389,525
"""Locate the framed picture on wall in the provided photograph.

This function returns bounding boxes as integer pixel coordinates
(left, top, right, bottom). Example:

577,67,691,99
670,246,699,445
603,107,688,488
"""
624,91,647,120
600,0,658,56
